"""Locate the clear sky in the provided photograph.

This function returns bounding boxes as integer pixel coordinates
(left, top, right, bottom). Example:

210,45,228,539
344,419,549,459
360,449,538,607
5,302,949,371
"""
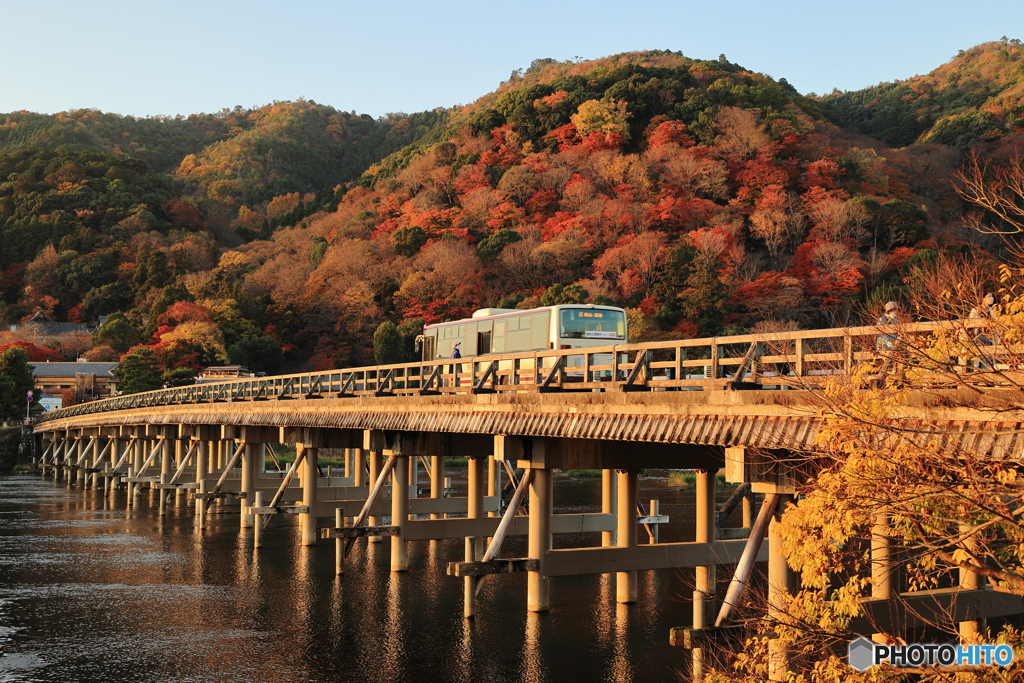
1,0,1021,119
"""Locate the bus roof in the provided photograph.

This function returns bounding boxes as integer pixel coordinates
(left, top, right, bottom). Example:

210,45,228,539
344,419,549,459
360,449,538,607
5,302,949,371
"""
423,304,625,329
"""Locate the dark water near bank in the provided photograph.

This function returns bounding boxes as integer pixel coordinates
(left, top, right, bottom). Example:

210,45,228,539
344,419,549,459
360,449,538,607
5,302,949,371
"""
0,474,722,683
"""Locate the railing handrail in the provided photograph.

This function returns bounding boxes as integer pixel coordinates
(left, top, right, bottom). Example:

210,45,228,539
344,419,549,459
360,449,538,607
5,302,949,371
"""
34,317,1006,424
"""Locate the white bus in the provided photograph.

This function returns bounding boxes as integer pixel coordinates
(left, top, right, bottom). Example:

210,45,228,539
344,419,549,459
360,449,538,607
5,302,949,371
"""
419,304,628,361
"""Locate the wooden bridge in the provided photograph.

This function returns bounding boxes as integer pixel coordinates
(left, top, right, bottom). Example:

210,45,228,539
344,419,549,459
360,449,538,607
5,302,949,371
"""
28,320,1024,679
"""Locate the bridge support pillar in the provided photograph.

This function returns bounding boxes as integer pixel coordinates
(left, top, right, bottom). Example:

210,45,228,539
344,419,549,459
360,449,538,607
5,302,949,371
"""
431,455,445,520
238,444,258,528
464,455,485,618
391,454,409,571
300,444,319,546
368,449,383,543
352,448,365,488
527,465,552,612
159,436,171,515
616,469,638,604
487,455,498,518
958,522,985,641
601,469,617,548
195,440,208,528
768,493,796,681
107,437,120,497
173,438,184,506
692,468,717,678
75,436,85,486
130,436,145,508
92,436,105,489
241,443,258,529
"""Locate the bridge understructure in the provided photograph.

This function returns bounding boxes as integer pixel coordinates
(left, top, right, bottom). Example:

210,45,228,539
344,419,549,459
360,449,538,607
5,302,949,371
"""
29,323,1024,680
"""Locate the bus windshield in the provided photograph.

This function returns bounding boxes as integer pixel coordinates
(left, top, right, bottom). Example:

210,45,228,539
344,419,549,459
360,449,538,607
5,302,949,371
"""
559,309,626,340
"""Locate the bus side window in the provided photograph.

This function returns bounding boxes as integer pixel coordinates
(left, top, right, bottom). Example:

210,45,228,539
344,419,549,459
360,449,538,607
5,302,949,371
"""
478,331,491,355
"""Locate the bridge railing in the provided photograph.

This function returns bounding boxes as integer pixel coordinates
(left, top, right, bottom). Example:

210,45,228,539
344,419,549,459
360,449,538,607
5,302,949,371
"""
36,318,1015,423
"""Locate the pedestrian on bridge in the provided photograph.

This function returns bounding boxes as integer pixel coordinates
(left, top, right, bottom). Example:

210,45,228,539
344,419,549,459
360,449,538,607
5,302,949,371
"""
876,301,901,354
450,343,462,387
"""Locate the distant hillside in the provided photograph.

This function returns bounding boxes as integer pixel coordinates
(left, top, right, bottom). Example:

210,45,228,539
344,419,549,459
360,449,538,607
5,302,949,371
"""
174,100,446,205
361,50,823,183
0,103,447,207
0,109,235,173
821,40,1024,148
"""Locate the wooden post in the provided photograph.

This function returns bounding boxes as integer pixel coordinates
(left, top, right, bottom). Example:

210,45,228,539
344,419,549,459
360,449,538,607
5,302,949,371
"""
693,468,717,679
90,437,101,489
527,466,552,612
107,437,120,496
648,499,660,544
75,437,85,486
368,449,383,543
342,507,350,577
300,444,319,546
195,440,208,529
871,513,895,643
602,469,617,547
768,493,795,681
131,437,144,507
487,455,498,518
464,455,484,618
174,438,184,506
616,469,638,604
241,442,257,529
430,455,444,520
159,437,171,515
352,448,365,488
391,455,409,571
958,522,984,641
253,491,264,549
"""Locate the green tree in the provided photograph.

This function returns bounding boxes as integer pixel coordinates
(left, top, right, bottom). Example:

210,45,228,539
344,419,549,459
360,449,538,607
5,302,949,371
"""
372,321,403,365
161,367,196,387
397,318,425,362
0,347,35,419
114,347,162,394
93,312,140,353
475,229,522,261
228,335,284,374
540,283,587,305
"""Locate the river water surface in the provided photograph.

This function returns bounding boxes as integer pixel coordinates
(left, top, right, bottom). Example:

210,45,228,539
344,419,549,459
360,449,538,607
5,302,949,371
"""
0,473,716,683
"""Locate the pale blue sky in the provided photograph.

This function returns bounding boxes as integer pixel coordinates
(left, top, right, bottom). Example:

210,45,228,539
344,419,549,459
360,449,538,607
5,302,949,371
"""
1,0,1020,118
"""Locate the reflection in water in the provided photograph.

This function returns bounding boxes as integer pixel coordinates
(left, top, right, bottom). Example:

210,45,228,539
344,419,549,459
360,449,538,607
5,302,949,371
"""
522,612,548,683
610,603,633,683
0,474,720,682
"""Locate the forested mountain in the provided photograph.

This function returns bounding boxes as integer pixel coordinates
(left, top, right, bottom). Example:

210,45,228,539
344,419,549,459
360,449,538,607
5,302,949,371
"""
821,39,1024,148
0,102,446,202
0,45,1019,387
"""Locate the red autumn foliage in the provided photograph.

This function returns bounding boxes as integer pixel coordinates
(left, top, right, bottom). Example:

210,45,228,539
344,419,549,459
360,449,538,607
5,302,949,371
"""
0,341,65,362
157,301,214,328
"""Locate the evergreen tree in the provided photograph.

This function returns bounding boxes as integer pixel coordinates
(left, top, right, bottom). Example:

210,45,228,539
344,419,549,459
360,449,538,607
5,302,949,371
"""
0,347,36,420
93,312,140,353
114,347,162,394
372,321,403,365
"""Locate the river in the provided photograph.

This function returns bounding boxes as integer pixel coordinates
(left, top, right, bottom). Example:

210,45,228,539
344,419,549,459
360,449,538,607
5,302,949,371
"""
0,473,723,682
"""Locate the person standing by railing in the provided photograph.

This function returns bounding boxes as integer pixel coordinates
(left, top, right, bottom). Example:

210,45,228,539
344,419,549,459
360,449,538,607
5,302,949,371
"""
876,301,901,354
450,343,462,387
